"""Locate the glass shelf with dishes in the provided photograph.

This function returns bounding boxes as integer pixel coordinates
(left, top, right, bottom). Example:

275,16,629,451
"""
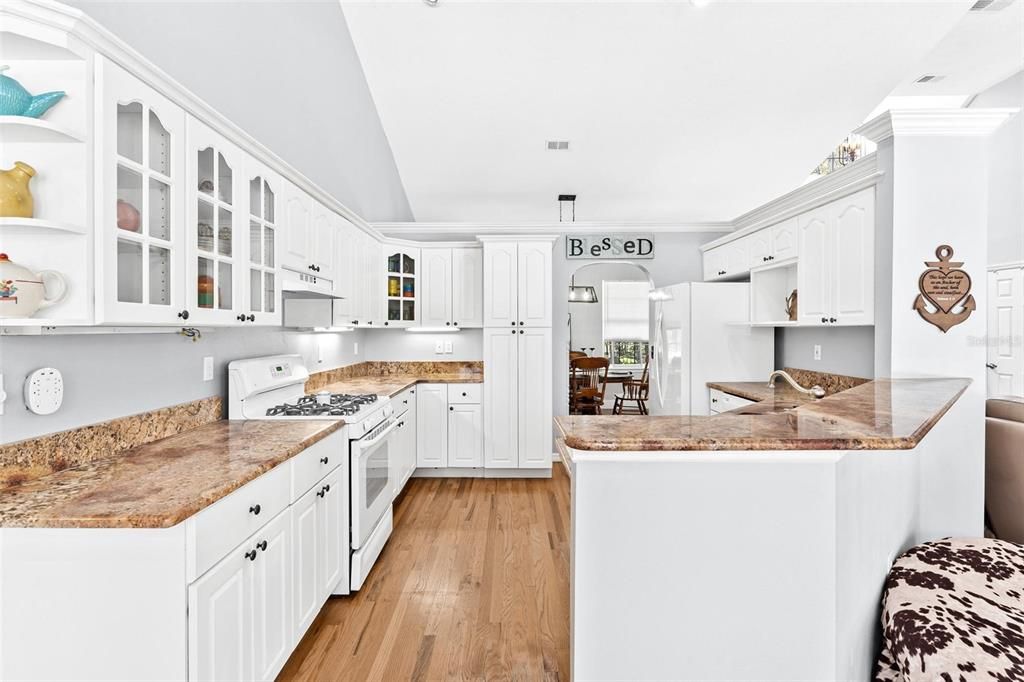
383,247,418,327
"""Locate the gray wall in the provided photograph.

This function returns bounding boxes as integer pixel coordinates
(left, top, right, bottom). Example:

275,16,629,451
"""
1,1,414,444
362,329,482,362
970,69,1024,266
774,326,874,379
66,0,412,223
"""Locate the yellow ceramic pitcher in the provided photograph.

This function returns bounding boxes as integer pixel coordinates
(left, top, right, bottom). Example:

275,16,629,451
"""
0,161,36,218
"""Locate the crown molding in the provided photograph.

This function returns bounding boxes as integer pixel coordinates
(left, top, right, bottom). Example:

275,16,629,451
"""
374,221,732,239
855,108,1021,143
989,260,1024,272
5,0,383,240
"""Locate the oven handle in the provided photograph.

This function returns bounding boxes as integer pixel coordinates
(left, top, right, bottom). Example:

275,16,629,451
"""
355,418,400,452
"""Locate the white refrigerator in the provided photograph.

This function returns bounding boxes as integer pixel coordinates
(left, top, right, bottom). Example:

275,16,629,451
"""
648,282,774,416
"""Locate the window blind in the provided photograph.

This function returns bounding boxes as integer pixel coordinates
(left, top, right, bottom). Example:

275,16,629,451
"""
602,280,650,341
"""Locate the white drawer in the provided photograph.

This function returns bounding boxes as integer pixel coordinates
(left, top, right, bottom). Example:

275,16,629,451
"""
447,383,482,404
290,429,346,501
394,385,417,415
709,388,756,412
186,461,291,582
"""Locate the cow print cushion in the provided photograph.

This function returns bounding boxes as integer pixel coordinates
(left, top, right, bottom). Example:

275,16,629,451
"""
875,538,1024,681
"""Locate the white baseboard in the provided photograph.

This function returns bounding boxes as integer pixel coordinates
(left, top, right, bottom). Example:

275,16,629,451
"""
412,467,552,479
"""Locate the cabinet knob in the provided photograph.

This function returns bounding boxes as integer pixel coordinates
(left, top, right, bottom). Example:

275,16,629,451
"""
453,322,458,326
449,406,454,411
769,255,775,261
403,399,408,404
829,317,837,323
237,314,246,322
352,320,359,325
178,310,189,320
317,488,325,498
987,363,998,370
247,314,255,322
762,256,768,262
821,317,828,323
384,321,389,326
324,484,330,493
446,322,450,326
711,398,718,403
257,540,267,552
519,321,524,326
512,329,516,334
519,330,524,334
511,321,516,326
245,550,257,561
462,392,467,397
249,504,261,516
320,456,329,464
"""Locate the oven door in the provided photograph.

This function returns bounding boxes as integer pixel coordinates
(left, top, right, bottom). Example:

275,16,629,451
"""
350,416,399,549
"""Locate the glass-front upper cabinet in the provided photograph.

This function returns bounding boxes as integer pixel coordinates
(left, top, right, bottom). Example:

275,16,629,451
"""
96,57,186,325
245,157,281,325
186,116,243,324
384,246,419,327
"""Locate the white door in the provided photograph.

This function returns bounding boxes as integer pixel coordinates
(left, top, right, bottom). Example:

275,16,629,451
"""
310,200,336,282
188,539,252,682
747,229,772,269
317,467,347,600
517,241,553,327
448,403,483,468
484,328,519,468
416,384,449,467
830,189,874,325
249,510,292,682
243,158,281,326
452,248,484,328
186,116,246,325
420,247,453,327
281,180,312,274
988,267,1024,397
797,206,831,325
518,327,553,468
771,218,798,261
97,57,187,325
291,486,320,639
483,242,518,327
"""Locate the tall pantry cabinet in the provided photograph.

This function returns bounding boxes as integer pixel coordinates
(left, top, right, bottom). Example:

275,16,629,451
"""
481,237,555,470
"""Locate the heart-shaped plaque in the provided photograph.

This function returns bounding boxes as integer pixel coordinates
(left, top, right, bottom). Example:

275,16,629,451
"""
920,269,971,313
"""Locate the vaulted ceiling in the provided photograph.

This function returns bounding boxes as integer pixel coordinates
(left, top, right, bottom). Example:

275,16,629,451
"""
342,1,974,223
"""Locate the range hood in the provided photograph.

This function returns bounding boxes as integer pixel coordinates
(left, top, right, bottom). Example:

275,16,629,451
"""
281,269,341,299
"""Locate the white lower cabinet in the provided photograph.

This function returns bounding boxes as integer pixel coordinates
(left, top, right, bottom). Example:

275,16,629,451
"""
416,384,449,467
291,467,346,642
317,467,346,600
250,510,293,681
393,386,417,494
448,403,483,467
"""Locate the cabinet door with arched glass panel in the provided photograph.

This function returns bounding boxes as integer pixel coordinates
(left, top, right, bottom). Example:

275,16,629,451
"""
186,117,244,324
245,158,281,325
97,57,186,325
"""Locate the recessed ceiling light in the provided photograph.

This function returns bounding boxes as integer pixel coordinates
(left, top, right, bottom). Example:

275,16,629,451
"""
546,140,570,151
914,74,946,84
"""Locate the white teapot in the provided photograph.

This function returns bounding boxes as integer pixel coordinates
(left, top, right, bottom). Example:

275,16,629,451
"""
0,252,67,318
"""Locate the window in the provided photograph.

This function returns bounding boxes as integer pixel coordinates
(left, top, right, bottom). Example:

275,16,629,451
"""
602,280,650,367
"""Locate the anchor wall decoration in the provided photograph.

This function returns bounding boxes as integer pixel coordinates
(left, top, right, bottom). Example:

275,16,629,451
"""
912,244,975,333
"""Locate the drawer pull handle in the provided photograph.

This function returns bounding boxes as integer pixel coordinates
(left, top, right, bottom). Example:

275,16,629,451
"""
245,549,257,561
320,456,329,464
249,504,261,516
257,540,268,552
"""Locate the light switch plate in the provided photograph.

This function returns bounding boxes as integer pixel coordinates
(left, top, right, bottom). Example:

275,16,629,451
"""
354,341,359,356
444,340,453,354
813,344,822,361
0,373,5,415
203,356,214,381
435,340,444,354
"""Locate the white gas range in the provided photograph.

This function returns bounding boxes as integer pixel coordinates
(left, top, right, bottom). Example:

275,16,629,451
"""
227,354,399,591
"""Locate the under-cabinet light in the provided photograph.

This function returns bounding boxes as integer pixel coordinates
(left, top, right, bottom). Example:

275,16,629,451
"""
312,326,355,333
405,327,462,333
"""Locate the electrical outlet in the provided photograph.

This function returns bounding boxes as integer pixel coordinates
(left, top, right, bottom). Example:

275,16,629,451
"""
203,356,214,381
813,344,822,361
317,339,324,364
353,341,359,356
435,340,444,354
444,340,453,354
0,373,5,415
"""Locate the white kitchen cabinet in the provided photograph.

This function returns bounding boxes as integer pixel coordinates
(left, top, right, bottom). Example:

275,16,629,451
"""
316,467,346,601
281,180,313,276
383,245,420,327
310,199,337,282
483,327,552,469
420,247,453,327
393,385,418,493
332,217,358,325
448,403,483,468
243,158,281,325
483,328,519,468
186,116,246,325
189,508,292,682
770,218,798,261
482,240,552,327
248,509,293,681
797,189,874,326
416,383,449,467
517,241,553,327
703,245,726,281
97,57,188,325
351,231,383,327
703,238,750,281
747,229,772,269
452,247,484,327
291,485,320,639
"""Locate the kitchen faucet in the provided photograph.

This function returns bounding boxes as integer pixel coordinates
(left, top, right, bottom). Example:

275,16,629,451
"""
767,370,826,399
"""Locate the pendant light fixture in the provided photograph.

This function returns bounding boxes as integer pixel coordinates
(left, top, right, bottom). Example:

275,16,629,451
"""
568,274,598,304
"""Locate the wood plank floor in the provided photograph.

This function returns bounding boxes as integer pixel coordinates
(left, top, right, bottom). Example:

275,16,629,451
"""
278,467,571,682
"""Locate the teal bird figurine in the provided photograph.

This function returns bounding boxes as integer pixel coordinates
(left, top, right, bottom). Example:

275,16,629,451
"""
0,66,66,118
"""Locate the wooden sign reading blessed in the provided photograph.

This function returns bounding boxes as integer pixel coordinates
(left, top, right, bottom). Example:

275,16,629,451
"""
912,244,975,333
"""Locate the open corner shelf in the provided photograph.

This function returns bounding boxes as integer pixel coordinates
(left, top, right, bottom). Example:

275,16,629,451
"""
0,217,87,234
0,116,85,143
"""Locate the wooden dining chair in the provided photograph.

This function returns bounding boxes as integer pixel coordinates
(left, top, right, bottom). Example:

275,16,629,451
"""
569,350,588,361
613,357,650,415
570,357,610,415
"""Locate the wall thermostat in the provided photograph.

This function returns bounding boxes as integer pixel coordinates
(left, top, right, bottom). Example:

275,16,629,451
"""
24,367,63,416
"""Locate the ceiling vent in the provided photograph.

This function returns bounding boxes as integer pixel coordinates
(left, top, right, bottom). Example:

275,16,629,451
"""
546,140,570,151
914,74,946,84
970,0,1016,11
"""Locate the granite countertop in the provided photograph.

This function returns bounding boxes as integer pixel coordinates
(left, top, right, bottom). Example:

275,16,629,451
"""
555,378,971,452
317,371,482,398
0,420,344,529
707,380,821,406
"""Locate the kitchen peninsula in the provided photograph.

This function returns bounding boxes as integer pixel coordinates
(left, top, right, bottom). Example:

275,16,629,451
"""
556,377,977,681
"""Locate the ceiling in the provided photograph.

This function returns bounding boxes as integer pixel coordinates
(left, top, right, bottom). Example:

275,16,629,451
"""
342,1,974,223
